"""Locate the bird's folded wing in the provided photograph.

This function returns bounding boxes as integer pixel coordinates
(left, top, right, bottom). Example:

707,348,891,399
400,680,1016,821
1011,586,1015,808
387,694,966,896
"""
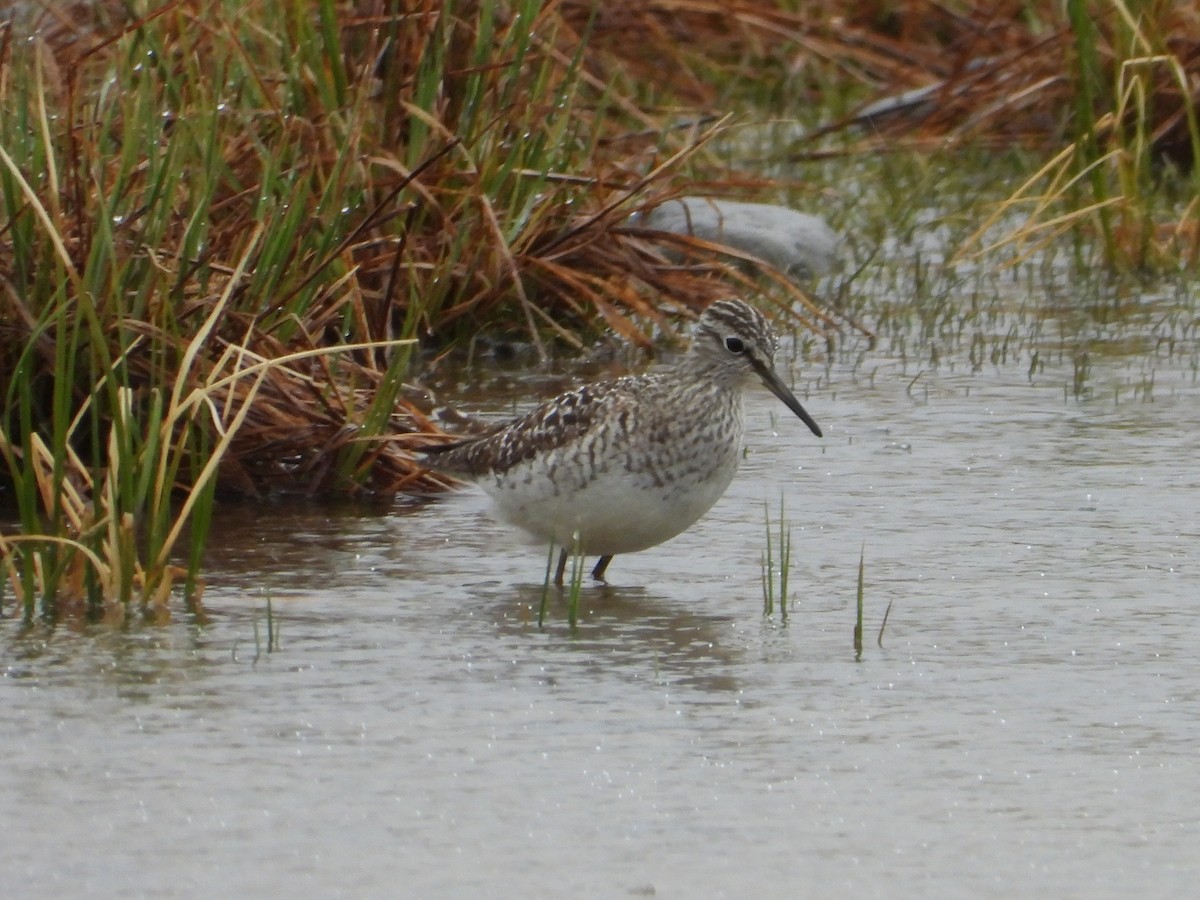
422,380,639,477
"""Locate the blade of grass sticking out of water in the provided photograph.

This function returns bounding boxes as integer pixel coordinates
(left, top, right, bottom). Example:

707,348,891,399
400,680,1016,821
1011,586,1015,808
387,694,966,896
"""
539,542,557,629
761,498,793,621
779,496,792,624
761,501,775,617
566,532,585,629
878,600,893,649
854,544,865,660
760,549,771,617
266,593,280,653
252,608,262,665
248,596,282,665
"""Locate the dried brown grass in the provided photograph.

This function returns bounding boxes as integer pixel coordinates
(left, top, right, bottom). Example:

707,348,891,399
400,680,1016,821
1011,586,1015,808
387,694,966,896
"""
5,0,1197,511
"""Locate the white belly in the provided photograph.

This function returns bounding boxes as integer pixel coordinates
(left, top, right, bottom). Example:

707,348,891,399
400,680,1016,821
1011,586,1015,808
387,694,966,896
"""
482,432,741,556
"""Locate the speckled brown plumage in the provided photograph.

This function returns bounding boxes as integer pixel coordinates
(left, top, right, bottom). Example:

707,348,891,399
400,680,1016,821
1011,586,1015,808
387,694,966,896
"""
422,299,822,584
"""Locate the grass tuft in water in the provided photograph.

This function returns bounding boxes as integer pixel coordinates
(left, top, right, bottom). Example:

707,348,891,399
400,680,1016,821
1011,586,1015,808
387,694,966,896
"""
760,498,793,621
251,593,282,665
565,539,586,631
537,533,585,628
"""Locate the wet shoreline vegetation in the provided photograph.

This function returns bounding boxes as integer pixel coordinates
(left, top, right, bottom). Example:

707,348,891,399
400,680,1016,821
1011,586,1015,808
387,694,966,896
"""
1,0,1198,622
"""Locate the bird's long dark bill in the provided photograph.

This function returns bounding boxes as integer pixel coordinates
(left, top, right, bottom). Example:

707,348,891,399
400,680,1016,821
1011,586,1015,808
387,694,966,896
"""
753,359,822,437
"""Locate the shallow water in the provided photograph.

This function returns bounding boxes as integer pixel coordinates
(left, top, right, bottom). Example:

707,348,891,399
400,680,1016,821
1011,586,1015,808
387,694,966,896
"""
4,309,1200,898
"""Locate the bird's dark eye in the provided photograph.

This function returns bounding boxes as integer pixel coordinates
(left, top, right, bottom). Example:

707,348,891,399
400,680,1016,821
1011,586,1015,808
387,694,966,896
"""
724,336,745,354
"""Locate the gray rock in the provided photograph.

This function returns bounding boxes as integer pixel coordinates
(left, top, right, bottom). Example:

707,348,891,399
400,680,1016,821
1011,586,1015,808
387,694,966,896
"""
639,197,839,278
